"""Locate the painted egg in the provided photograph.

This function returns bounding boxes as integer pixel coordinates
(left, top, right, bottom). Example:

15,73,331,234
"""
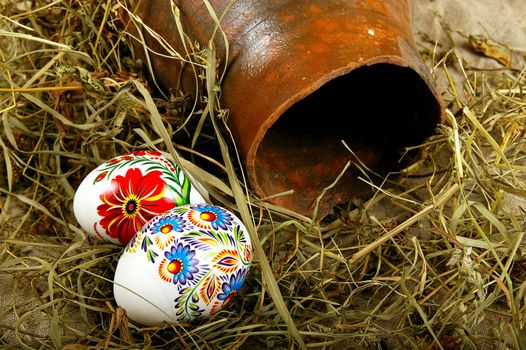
73,151,207,245
113,204,252,325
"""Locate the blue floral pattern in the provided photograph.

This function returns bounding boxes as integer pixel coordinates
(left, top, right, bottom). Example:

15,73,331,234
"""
152,213,188,233
159,242,200,285
218,269,248,306
120,204,252,322
150,213,188,249
186,204,234,231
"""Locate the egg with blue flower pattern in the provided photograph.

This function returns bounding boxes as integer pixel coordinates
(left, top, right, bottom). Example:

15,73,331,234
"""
113,204,252,325
73,151,207,245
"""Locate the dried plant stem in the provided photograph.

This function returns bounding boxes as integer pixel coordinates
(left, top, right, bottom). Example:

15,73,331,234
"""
350,183,460,265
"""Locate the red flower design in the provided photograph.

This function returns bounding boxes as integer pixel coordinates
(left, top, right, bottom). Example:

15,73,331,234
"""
94,171,107,183
130,150,161,157
107,158,121,165
97,168,175,244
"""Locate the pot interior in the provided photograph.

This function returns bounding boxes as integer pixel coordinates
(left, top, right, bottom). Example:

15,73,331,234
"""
254,63,442,213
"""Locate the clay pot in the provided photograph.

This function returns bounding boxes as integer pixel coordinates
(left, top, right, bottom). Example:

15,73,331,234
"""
124,0,444,216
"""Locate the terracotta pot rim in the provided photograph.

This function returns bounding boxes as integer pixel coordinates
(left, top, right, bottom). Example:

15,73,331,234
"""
246,55,444,202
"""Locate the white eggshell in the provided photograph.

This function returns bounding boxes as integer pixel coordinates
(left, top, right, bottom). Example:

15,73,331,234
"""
113,204,252,325
73,151,207,245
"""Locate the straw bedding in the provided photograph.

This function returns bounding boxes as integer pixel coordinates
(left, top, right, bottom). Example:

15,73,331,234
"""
1,0,525,349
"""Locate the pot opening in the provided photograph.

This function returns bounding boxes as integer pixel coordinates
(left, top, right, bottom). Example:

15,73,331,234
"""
254,63,442,211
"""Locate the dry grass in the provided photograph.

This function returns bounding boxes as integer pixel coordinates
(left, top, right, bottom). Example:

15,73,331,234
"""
1,1,525,349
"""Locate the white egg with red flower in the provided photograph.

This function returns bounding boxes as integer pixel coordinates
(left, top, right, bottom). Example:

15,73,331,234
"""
113,204,252,325
73,151,207,245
